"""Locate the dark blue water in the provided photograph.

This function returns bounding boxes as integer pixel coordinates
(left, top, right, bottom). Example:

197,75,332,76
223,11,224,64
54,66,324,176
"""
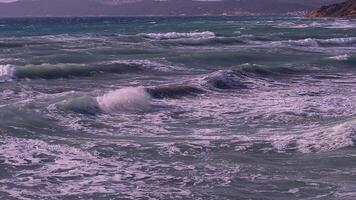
0,16,356,200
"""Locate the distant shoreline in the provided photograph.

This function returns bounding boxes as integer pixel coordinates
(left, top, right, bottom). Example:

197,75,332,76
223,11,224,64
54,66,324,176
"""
0,14,305,19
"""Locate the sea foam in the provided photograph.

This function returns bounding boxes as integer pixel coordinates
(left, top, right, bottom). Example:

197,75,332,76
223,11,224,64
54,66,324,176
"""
60,87,152,114
328,54,350,61
141,31,216,40
0,64,15,79
96,87,152,113
271,119,356,153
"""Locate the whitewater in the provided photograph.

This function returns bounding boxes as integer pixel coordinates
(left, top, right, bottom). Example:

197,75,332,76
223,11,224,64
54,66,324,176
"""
0,16,355,200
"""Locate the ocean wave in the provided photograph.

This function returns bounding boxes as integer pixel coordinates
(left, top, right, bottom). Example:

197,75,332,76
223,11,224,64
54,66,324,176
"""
59,70,250,114
0,42,24,48
0,64,15,80
58,95,101,115
319,37,356,46
235,63,300,76
325,20,356,29
146,85,205,99
0,60,174,80
15,63,90,79
97,87,152,113
271,119,356,153
157,36,245,46
59,87,152,114
274,20,356,29
140,31,215,40
284,37,356,48
202,70,247,90
244,37,356,49
328,54,350,61
146,70,250,99
147,70,249,98
104,59,178,72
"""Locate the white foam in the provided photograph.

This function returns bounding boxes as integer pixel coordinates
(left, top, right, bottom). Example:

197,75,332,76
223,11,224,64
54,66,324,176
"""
320,37,356,45
287,38,319,47
274,20,356,29
107,59,179,72
328,54,350,61
326,20,356,29
271,119,356,153
141,31,215,40
259,37,356,49
96,87,151,113
0,64,15,79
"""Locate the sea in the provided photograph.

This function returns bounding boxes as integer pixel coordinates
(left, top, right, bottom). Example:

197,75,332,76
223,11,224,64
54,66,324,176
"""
0,16,355,200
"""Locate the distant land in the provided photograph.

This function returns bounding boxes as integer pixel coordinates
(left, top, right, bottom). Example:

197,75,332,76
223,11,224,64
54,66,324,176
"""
0,0,344,17
308,0,356,17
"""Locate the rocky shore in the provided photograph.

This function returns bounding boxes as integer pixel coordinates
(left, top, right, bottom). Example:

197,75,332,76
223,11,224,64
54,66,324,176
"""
307,0,356,18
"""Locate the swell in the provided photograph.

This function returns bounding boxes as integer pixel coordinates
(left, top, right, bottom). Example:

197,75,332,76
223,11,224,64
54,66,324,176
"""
234,63,301,77
156,37,246,46
169,50,306,67
326,54,356,68
58,70,250,114
146,85,205,99
145,33,356,48
260,37,356,48
146,69,249,99
0,42,24,48
57,66,305,115
0,60,173,80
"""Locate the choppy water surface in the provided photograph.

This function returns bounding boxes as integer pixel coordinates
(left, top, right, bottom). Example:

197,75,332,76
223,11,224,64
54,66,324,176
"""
0,16,356,200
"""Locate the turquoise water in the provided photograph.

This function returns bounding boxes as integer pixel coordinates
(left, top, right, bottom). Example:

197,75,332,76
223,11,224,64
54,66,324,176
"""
0,16,356,200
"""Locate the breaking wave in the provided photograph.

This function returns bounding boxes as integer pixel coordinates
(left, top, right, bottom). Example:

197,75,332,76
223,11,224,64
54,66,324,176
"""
274,20,356,29
140,31,216,40
59,69,251,114
328,54,350,61
147,69,249,99
0,60,173,80
60,87,152,114
265,37,356,48
59,95,100,115
97,87,152,113
0,64,15,80
270,119,356,153
157,37,245,46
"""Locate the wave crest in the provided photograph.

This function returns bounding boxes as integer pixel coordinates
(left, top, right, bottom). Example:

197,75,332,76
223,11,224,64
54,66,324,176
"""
97,87,151,113
271,119,356,153
146,85,205,99
141,31,215,40
59,96,100,115
0,64,15,80
0,60,174,80
15,63,89,79
328,54,350,61
202,70,247,90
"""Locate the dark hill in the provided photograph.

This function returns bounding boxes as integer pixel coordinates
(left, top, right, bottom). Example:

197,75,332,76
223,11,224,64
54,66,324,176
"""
307,0,356,17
